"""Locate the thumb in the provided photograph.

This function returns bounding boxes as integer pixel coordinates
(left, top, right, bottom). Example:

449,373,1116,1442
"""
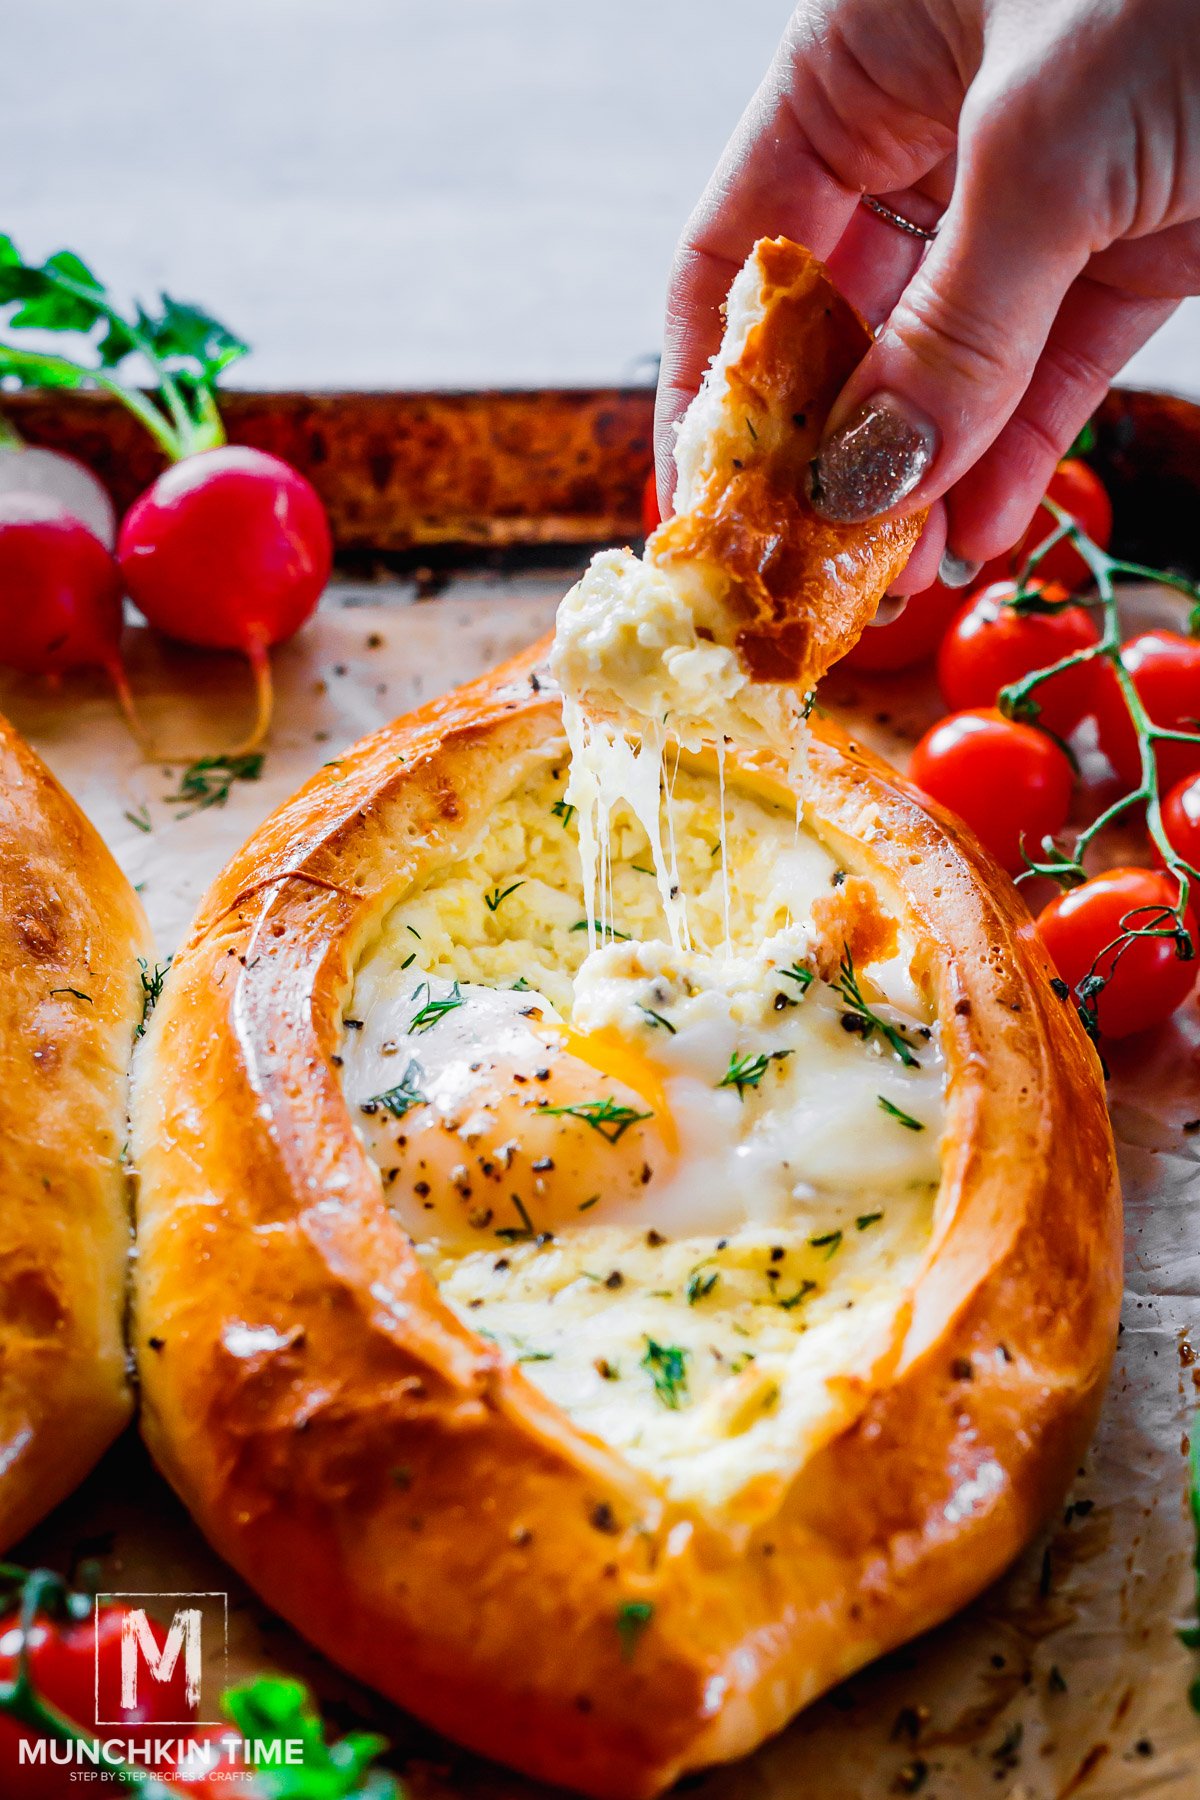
810,102,1090,525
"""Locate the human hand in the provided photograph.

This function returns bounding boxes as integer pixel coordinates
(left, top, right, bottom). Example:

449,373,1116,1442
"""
656,0,1200,598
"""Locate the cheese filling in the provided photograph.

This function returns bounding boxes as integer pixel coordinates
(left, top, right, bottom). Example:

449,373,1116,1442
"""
342,763,944,1508
551,549,810,951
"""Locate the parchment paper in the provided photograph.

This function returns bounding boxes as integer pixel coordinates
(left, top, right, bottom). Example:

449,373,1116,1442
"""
9,579,1199,1800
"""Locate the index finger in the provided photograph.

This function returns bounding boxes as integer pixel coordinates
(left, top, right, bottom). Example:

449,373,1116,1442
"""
654,68,860,508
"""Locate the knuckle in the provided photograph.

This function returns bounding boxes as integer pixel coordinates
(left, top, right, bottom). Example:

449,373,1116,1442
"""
999,412,1073,484
887,283,1016,391
1036,337,1115,415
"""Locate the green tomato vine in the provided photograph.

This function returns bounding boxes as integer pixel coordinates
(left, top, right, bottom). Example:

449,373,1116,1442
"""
0,237,247,461
996,500,1200,1036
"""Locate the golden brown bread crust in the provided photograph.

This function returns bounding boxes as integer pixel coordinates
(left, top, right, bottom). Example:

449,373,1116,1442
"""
0,717,148,1546
132,643,1121,1798
652,238,926,685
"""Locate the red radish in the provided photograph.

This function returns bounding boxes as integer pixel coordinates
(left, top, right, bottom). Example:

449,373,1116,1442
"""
0,493,143,742
0,443,116,546
117,446,332,751
1,242,335,751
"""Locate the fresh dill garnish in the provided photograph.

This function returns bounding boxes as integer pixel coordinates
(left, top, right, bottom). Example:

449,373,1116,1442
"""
615,1600,654,1661
856,1211,884,1230
809,1229,843,1260
489,1329,555,1363
167,751,264,816
638,1005,676,1034
400,952,416,970
538,1096,652,1143
408,980,464,1033
511,976,532,991
832,948,921,1067
495,1193,544,1243
641,1339,689,1408
135,956,171,1039
630,863,656,876
745,416,758,442
878,1095,925,1131
570,920,632,941
50,986,92,1004
551,799,576,828
718,1049,792,1098
780,963,814,994
484,880,524,913
406,925,421,939
123,803,152,834
361,1059,426,1119
686,1269,718,1305
778,1280,818,1309
578,1194,600,1211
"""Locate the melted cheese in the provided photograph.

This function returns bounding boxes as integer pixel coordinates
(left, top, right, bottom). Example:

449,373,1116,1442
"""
551,549,808,760
552,550,809,947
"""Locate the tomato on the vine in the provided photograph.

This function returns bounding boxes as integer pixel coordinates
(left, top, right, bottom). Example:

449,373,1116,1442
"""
984,459,1113,593
909,707,1075,874
1092,630,1200,794
1037,867,1198,1038
936,580,1100,735
1162,772,1200,872
840,574,967,673
0,1600,196,1797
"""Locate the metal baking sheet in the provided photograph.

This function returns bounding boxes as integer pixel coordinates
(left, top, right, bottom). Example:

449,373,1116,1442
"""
3,387,1198,1797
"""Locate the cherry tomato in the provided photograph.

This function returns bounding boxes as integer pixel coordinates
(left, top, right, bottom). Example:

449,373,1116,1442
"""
0,494,124,678
840,573,967,673
936,580,1100,735
1162,771,1200,871
1092,631,1200,793
984,459,1113,593
0,1600,196,1797
1037,867,1198,1037
117,447,330,655
909,707,1075,874
641,468,661,538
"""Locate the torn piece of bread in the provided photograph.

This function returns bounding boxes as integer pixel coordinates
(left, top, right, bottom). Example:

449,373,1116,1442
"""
552,238,926,754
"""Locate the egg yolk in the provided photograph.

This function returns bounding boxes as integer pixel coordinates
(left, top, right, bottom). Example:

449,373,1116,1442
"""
372,1027,675,1250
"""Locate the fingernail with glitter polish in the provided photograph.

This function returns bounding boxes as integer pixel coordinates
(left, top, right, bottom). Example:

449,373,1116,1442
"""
938,549,982,589
809,393,938,524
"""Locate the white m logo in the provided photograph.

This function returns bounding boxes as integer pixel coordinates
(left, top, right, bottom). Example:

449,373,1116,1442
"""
119,1607,203,1711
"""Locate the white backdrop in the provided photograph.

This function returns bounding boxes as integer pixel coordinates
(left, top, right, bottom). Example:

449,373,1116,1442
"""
4,0,1198,396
